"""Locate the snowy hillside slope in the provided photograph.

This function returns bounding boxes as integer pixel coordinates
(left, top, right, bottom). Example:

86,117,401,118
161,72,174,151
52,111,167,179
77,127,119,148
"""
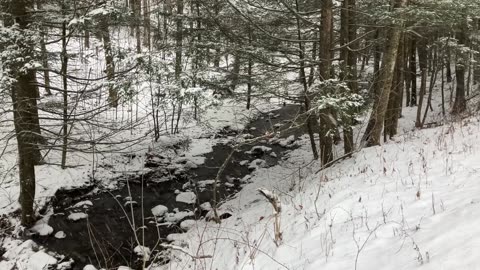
157,110,480,270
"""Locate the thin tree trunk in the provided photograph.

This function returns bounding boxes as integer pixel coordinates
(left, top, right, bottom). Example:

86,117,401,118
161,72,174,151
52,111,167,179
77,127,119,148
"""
318,0,334,165
365,0,407,147
246,27,253,109
409,37,417,106
143,0,151,49
421,48,439,127
295,0,318,159
101,22,118,107
415,39,428,127
453,27,467,114
175,0,184,79
61,20,69,169
38,0,51,96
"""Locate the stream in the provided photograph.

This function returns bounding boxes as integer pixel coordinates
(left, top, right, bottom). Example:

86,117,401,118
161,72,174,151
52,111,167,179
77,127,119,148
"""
31,105,305,270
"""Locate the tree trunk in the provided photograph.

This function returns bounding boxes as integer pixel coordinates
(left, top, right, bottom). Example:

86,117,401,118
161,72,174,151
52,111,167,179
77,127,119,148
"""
101,22,118,107
318,0,334,165
143,0,151,49
365,0,406,147
295,0,319,159
415,39,428,127
38,1,51,96
246,27,253,109
409,37,417,106
340,0,357,154
453,28,467,114
8,0,39,226
61,20,69,169
175,0,184,79
385,38,404,139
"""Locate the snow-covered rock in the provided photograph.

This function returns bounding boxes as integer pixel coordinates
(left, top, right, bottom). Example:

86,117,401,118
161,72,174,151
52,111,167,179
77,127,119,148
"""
239,160,249,166
83,265,98,270
28,251,57,270
3,239,37,260
197,180,215,187
245,146,272,156
67,212,88,221
166,233,184,242
180,219,196,231
151,205,168,217
54,231,66,239
133,245,151,261
30,223,53,236
200,202,212,211
164,211,194,223
278,135,296,147
248,159,267,170
72,200,93,209
176,192,197,204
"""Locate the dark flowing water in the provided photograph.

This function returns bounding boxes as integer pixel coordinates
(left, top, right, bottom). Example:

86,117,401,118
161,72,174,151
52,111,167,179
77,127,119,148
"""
32,105,305,269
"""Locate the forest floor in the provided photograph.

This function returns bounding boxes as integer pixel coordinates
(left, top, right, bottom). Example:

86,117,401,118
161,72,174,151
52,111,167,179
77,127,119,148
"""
2,74,480,270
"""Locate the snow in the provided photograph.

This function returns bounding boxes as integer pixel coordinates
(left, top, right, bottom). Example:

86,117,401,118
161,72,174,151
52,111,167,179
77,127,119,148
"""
28,251,57,270
278,135,296,147
248,159,267,170
152,112,480,270
67,212,88,221
200,202,212,211
133,245,151,261
245,145,272,155
175,192,197,204
54,231,66,239
30,223,53,236
164,211,194,223
151,205,169,217
71,200,93,208
180,219,196,231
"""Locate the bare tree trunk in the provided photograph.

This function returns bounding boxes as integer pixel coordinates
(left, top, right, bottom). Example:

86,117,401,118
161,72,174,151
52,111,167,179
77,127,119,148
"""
175,0,184,79
409,37,417,106
61,20,69,169
246,27,253,109
404,34,411,106
134,0,142,53
365,0,406,147
453,27,467,114
295,0,319,159
385,37,404,139
8,0,39,226
318,0,334,165
100,22,118,107
340,0,357,154
421,47,439,126
38,0,51,96
415,39,428,127
143,0,151,49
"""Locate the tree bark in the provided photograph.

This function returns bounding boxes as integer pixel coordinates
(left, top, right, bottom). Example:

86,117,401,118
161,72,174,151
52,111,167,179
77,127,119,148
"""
318,0,334,165
452,27,467,114
409,37,417,106
365,0,406,147
415,39,428,127
8,0,39,226
100,22,118,107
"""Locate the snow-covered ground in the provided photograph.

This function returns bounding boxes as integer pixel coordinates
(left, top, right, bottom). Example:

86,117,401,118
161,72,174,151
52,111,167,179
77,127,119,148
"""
152,103,480,270
2,12,480,269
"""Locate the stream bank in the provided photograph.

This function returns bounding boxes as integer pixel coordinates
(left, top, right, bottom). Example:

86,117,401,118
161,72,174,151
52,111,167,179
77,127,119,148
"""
31,105,305,270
